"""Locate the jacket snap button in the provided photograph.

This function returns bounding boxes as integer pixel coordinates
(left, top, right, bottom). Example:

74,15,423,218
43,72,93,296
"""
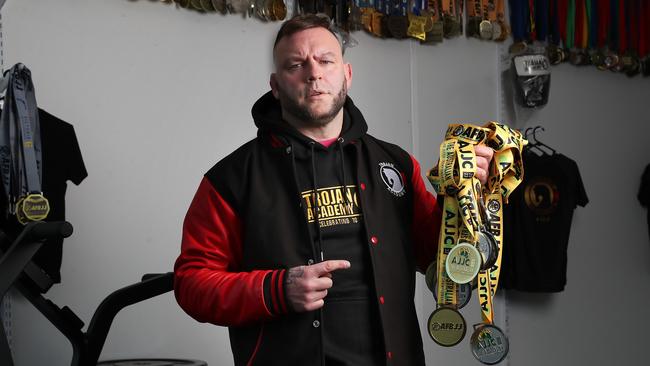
312,320,320,328
387,351,392,359
379,296,385,304
307,259,314,265
370,236,378,245
360,183,366,190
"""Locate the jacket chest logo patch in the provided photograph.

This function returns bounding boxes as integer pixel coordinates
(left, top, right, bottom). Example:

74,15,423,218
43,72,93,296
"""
379,162,405,197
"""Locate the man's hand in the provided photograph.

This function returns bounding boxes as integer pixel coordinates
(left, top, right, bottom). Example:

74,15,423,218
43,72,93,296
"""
285,260,351,312
475,145,494,185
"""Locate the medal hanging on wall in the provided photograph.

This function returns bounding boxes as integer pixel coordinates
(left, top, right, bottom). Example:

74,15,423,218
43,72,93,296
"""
0,64,49,225
420,0,445,44
386,0,409,39
546,0,566,64
427,122,527,364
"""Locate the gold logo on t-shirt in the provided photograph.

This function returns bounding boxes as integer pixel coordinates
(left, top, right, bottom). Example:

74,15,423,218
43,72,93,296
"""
301,185,362,228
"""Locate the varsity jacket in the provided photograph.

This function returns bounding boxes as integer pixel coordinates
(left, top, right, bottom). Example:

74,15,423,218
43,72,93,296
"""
174,91,442,365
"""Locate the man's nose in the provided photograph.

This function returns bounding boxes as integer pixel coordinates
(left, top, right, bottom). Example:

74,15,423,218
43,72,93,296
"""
305,60,322,82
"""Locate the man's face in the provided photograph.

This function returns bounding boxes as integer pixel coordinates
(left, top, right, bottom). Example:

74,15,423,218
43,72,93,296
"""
271,27,353,127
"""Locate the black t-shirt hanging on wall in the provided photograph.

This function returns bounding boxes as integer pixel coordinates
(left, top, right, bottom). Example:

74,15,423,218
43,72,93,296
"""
501,151,588,292
639,164,650,239
0,108,87,283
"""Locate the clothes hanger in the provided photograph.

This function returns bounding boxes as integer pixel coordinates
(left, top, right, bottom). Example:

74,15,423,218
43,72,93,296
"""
523,126,547,156
0,64,26,94
531,126,557,155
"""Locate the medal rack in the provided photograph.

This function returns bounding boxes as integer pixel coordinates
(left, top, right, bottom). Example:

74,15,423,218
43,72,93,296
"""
147,0,649,78
149,0,513,44
508,0,650,77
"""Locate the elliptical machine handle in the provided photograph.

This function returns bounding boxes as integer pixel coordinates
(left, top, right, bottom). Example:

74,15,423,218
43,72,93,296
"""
27,221,73,241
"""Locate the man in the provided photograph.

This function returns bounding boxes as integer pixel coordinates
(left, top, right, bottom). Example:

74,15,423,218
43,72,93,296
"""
174,14,493,366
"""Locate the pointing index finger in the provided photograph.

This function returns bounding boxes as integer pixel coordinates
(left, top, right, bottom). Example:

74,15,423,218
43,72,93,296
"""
311,260,351,276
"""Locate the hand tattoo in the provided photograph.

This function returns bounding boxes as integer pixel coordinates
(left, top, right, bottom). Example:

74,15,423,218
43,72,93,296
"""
285,266,305,285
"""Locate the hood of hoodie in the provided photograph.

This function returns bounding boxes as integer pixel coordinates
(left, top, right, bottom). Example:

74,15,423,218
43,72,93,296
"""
251,91,368,156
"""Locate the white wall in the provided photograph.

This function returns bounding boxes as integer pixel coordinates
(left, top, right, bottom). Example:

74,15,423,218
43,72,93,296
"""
499,63,650,366
1,0,648,365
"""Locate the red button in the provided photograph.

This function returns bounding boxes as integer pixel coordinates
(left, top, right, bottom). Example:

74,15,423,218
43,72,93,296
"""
370,236,378,245
387,351,392,359
360,183,366,190
379,296,385,304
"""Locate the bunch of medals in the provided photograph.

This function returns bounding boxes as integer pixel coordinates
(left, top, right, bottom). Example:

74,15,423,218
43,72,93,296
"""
162,0,289,21
426,122,526,365
465,0,509,41
350,0,510,43
508,0,650,77
159,0,515,44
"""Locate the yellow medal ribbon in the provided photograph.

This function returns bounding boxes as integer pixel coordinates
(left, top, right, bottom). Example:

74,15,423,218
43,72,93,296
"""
436,195,459,306
428,121,527,325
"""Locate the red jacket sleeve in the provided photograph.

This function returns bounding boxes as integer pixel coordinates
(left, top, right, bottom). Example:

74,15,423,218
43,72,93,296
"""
410,155,442,273
174,177,287,327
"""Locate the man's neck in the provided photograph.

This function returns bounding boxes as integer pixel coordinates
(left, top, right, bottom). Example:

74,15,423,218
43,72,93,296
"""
283,109,344,142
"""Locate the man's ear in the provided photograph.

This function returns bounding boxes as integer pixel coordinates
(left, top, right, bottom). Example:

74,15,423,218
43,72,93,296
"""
344,63,353,90
270,74,280,99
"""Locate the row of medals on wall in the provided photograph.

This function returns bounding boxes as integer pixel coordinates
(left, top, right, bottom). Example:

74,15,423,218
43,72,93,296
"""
513,41,650,78
155,0,649,77
157,0,511,43
506,1,650,78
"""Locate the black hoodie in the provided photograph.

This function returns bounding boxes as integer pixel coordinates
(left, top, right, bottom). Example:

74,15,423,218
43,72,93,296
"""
254,91,384,364
175,91,441,366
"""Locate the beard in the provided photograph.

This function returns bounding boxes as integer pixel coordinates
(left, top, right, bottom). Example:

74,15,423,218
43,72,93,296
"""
277,80,347,128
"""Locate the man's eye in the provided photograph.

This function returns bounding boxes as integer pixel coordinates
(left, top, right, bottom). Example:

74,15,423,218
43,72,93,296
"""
320,60,333,64
287,63,302,70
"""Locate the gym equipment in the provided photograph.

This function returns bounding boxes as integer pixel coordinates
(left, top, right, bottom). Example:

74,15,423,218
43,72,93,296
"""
0,221,190,366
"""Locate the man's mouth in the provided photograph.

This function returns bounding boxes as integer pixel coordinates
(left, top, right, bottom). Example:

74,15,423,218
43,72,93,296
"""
309,90,328,97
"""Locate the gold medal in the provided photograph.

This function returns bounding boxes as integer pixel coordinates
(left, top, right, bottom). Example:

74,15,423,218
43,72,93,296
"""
407,14,428,41
15,197,28,225
272,0,286,21
421,10,434,33
479,20,492,40
427,307,466,347
22,193,50,222
264,0,277,21
445,242,481,284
